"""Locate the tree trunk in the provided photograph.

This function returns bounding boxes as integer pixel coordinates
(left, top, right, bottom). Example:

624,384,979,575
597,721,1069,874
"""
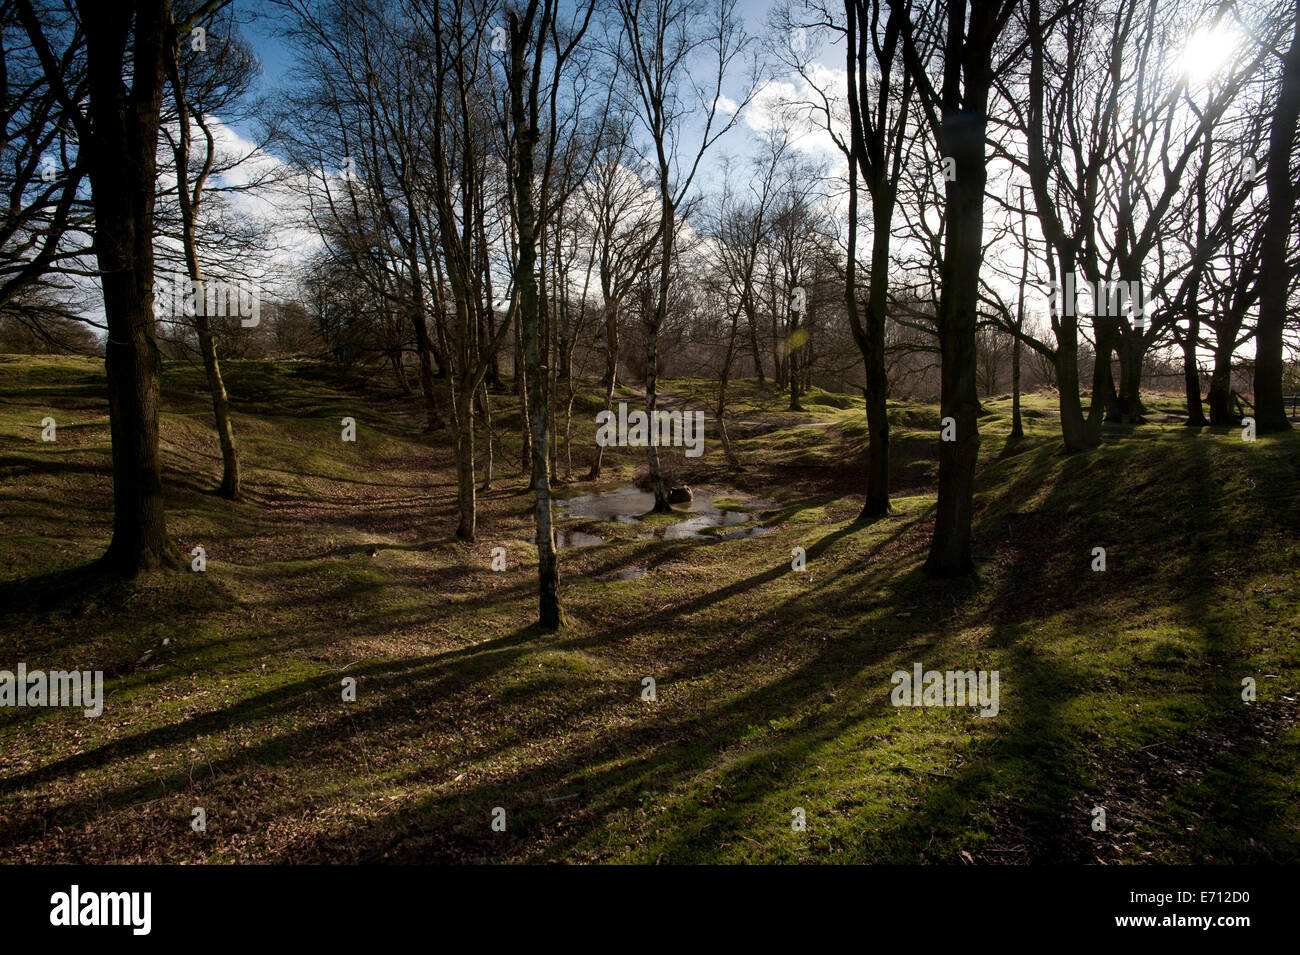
508,6,563,630
925,152,984,577
407,213,443,433
770,275,786,392
477,381,493,491
547,278,559,485
80,0,178,575
1010,334,1023,439
922,18,993,578
1255,0,1300,433
393,350,410,394
195,316,240,498
165,33,241,501
1181,316,1208,427
842,2,897,521
452,390,476,541
411,300,442,432
862,211,892,518
718,308,742,470
645,318,672,511
747,300,765,386
646,180,673,512
515,310,532,472
1207,334,1238,424
588,299,618,479
788,330,803,411
1045,268,1089,453
1011,186,1028,440
1085,314,1116,443
1184,140,1209,428
1114,328,1146,423
1056,342,1088,451
479,213,504,393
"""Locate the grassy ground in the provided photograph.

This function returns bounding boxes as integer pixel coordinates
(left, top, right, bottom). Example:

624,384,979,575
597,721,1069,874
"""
0,353,1297,863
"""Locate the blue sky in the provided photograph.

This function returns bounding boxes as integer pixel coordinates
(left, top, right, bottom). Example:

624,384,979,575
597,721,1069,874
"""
231,0,842,168
237,0,294,92
212,0,853,300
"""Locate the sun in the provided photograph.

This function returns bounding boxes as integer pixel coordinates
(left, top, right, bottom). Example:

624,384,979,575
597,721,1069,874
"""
1177,26,1241,85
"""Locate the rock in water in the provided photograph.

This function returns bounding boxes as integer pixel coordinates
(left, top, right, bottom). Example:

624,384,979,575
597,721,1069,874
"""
667,485,693,504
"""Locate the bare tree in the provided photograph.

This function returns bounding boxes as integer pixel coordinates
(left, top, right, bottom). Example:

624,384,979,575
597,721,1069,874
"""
581,118,662,480
705,139,788,469
279,0,448,433
0,0,91,321
506,0,598,629
1255,0,1299,432
892,0,1018,577
17,0,225,574
162,1,260,499
615,0,755,511
844,0,917,517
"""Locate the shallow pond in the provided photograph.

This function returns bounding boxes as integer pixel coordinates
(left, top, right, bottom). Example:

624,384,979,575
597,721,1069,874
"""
557,484,776,545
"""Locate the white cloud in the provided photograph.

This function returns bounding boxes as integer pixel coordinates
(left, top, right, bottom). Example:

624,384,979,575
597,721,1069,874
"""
743,65,848,158
202,117,322,290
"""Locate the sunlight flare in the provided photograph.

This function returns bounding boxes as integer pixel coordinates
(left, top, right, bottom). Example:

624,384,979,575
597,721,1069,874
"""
1177,26,1242,84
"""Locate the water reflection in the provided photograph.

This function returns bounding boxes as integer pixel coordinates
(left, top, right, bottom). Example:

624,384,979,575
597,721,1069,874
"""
559,484,775,541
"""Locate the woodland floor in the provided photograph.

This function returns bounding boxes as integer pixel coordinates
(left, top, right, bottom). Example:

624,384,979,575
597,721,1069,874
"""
0,354,1297,863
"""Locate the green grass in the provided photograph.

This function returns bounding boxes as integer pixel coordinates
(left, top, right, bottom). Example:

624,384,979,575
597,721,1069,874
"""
0,354,1296,863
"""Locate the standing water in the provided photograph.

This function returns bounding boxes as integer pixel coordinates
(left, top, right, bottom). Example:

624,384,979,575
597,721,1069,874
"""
556,484,775,543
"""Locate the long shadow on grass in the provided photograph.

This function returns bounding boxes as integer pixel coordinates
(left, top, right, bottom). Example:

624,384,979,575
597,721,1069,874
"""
263,515,938,861
0,515,922,859
860,427,1300,863
11,430,1293,862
